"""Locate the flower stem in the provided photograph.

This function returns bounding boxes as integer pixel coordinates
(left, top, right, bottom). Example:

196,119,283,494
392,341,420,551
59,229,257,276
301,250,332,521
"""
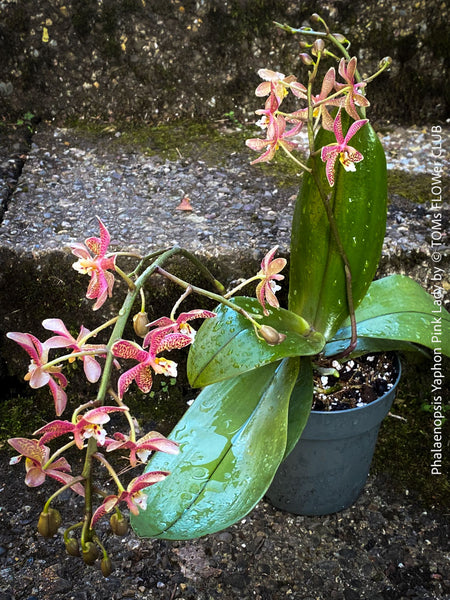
156,267,264,332
43,475,85,513
93,452,125,492
80,437,97,547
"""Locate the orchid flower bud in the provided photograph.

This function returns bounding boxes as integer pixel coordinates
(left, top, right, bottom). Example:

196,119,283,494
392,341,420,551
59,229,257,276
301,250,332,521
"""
332,33,346,43
82,541,99,565
299,53,314,66
110,512,129,536
133,311,149,337
312,39,325,56
379,56,392,69
259,325,286,346
101,556,113,577
65,537,80,557
37,508,61,538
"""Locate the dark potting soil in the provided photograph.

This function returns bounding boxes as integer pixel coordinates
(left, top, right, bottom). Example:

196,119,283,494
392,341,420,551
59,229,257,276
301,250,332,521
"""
312,352,398,412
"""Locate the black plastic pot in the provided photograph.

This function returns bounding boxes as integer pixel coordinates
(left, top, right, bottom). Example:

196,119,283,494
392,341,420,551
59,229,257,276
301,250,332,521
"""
266,357,401,516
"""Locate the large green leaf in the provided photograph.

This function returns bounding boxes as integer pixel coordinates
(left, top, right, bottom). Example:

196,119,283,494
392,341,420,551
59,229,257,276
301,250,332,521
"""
329,275,450,356
131,358,299,539
283,356,314,459
289,114,387,340
187,296,325,388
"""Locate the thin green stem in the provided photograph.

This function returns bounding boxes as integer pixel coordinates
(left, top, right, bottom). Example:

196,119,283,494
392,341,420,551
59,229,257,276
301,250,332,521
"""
93,452,125,492
170,286,193,320
43,475,85,513
156,267,264,331
114,264,136,290
43,439,77,470
224,275,261,299
43,349,110,371
78,316,119,346
279,144,311,173
108,387,136,442
80,437,97,547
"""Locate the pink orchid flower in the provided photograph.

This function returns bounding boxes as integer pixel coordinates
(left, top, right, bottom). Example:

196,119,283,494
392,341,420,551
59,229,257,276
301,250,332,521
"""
320,111,368,187
145,309,216,347
34,406,129,450
71,217,117,311
112,326,194,400
334,57,370,121
246,114,303,164
6,332,68,416
105,430,179,467
256,69,307,105
8,437,84,495
256,246,287,316
91,471,170,525
42,318,107,383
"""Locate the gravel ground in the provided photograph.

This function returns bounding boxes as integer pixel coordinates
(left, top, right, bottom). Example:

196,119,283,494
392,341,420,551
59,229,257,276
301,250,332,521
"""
1,448,449,600
0,121,449,600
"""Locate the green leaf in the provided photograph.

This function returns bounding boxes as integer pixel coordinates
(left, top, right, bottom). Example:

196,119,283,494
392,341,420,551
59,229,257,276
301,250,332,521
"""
330,275,450,356
289,114,387,340
284,356,313,459
324,336,431,358
187,296,325,388
131,358,300,540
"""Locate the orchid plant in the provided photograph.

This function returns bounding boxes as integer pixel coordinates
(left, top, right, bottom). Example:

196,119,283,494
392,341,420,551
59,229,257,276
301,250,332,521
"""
6,14,450,573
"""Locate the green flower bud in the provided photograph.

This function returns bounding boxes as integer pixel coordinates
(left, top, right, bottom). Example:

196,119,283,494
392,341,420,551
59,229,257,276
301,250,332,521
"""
37,508,61,538
110,512,129,536
133,311,149,337
65,537,80,557
101,556,113,577
82,541,99,565
379,56,392,68
259,325,286,346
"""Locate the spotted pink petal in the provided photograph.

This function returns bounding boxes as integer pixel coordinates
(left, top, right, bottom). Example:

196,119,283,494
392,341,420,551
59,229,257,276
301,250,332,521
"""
177,309,217,323
343,118,369,143
117,364,151,399
34,420,75,446
155,332,193,353
127,471,170,494
81,406,128,425
43,469,85,495
91,495,119,526
134,364,155,394
112,339,147,361
137,434,179,455
8,438,46,462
